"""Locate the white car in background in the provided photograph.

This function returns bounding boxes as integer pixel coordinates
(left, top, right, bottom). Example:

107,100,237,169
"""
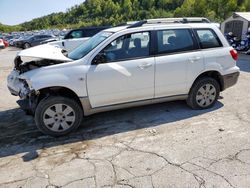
48,26,110,52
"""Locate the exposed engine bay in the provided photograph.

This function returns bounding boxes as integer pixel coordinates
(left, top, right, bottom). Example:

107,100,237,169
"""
14,56,66,73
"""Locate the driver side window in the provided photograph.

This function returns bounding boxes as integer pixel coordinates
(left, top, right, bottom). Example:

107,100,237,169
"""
102,32,150,62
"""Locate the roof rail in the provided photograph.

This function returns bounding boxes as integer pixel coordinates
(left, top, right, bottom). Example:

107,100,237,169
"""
127,21,147,28
116,21,139,27
127,17,210,28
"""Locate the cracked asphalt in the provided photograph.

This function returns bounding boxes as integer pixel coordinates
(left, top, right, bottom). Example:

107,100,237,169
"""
0,47,250,188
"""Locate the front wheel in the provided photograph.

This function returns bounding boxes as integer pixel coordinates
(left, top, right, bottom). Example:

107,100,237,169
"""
35,96,83,137
187,77,220,110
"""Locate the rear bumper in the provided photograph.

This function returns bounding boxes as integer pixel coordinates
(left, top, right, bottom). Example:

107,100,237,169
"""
222,71,240,90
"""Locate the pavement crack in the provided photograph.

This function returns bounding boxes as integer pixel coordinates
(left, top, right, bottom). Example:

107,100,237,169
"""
188,162,236,188
121,143,206,188
106,160,118,187
60,176,95,188
234,149,250,165
194,174,206,188
150,175,155,188
0,178,29,187
117,179,135,188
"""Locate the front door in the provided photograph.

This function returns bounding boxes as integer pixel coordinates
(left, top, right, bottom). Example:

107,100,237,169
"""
87,31,155,108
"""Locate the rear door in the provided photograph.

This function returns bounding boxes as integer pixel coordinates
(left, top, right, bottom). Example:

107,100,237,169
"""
154,28,204,98
32,36,43,46
193,28,229,78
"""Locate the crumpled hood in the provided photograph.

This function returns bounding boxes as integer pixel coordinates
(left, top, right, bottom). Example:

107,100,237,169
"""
17,44,73,62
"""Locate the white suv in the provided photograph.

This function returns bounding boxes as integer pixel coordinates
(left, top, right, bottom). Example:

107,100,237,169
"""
7,18,240,136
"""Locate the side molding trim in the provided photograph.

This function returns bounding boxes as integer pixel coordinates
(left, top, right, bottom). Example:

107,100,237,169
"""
80,94,188,116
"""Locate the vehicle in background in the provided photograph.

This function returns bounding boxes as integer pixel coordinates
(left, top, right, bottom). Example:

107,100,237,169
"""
236,34,250,51
225,31,250,52
225,32,241,48
235,29,250,51
13,35,33,47
247,49,250,55
40,37,61,45
49,26,110,52
3,35,14,43
3,39,9,47
9,35,21,46
15,34,55,49
0,39,5,49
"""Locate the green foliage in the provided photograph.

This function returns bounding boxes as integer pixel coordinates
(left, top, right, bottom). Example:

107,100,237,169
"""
0,23,21,33
0,0,249,32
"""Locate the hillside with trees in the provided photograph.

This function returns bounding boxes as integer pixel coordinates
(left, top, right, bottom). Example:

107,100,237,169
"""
1,0,250,32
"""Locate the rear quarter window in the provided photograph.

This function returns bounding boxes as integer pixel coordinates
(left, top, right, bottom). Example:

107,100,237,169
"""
195,29,223,49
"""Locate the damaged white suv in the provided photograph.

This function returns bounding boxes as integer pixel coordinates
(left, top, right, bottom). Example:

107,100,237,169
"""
7,18,240,136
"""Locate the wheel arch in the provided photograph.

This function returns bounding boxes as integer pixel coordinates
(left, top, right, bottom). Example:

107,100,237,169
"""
190,70,224,93
37,86,83,111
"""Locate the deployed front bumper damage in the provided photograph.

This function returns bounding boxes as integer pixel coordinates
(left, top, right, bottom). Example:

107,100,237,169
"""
16,90,39,115
7,70,23,96
7,70,38,115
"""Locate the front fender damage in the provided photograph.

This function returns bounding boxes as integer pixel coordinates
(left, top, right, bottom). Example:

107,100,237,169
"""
17,90,39,115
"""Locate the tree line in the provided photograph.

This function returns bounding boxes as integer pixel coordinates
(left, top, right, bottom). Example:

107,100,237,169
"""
1,0,250,32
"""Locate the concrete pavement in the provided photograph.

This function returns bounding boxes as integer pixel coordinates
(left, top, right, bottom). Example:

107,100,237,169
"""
0,48,250,188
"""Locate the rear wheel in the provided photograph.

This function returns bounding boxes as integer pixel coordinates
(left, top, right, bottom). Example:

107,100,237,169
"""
23,43,31,49
35,96,83,137
187,77,220,110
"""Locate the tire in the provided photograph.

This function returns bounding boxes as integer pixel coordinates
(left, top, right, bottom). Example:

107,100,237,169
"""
35,96,83,137
187,77,220,110
23,43,31,49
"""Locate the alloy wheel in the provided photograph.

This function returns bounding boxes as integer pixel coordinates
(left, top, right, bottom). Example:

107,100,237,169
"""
196,84,217,107
43,103,76,132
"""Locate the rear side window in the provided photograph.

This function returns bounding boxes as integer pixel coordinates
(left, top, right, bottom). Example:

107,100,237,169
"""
33,36,41,40
66,30,84,39
195,29,222,49
157,29,196,54
84,29,102,37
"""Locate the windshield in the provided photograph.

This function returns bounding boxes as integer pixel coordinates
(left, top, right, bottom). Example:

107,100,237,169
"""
68,31,113,60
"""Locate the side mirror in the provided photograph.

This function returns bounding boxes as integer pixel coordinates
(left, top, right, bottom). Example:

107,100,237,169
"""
92,53,107,65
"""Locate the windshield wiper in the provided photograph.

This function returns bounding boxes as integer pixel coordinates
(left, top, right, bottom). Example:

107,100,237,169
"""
61,49,68,57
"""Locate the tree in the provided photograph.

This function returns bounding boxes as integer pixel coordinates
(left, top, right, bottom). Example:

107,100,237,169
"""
0,0,247,32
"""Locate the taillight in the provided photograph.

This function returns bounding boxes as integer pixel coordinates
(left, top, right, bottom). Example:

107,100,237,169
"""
230,49,238,61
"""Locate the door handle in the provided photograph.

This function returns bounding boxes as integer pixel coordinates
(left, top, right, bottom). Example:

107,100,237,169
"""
138,63,153,69
189,57,201,62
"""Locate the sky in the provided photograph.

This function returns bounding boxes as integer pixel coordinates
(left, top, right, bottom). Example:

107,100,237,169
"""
0,0,85,25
